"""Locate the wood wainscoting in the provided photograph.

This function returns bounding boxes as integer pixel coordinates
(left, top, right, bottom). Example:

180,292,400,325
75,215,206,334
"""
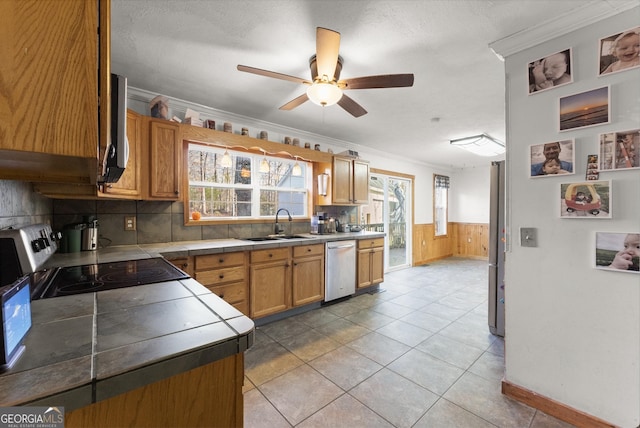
412,222,488,265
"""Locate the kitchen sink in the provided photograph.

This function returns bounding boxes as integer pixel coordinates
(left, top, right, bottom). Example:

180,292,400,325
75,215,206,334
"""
242,237,280,242
240,235,309,242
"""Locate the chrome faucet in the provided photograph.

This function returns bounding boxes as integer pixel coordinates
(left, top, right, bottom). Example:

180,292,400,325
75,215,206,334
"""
275,208,292,235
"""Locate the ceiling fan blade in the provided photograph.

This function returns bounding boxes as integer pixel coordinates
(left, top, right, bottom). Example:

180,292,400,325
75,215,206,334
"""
315,28,340,80
338,94,367,118
279,93,309,110
237,65,312,85
339,74,414,90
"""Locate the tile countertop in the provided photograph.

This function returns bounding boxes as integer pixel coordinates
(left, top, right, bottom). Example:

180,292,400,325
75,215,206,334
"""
0,231,383,411
0,275,254,411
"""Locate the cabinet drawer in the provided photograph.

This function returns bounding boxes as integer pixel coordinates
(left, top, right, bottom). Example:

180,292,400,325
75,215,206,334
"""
196,252,245,270
206,281,246,304
250,247,290,263
195,266,245,286
358,238,384,249
293,244,324,258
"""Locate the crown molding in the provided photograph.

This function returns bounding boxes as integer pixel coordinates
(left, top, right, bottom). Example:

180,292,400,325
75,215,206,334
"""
489,1,638,60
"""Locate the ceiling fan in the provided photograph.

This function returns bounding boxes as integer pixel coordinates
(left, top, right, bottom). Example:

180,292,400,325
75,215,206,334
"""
237,27,414,118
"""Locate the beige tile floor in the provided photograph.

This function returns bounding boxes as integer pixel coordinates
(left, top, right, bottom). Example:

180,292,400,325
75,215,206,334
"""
243,258,575,428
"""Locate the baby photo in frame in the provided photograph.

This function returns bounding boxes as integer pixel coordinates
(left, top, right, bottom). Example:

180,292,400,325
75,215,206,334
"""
595,232,639,273
598,27,640,75
560,180,611,218
528,48,573,94
530,140,575,178
559,86,610,131
598,129,640,170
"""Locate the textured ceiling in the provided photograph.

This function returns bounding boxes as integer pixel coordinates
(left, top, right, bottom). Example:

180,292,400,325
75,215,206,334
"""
111,0,632,168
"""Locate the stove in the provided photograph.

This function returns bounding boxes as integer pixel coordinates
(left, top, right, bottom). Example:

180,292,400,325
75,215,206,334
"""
32,258,190,299
0,224,190,300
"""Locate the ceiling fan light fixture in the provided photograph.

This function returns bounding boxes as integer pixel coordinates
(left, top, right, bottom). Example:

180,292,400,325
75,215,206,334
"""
306,81,342,107
450,134,505,157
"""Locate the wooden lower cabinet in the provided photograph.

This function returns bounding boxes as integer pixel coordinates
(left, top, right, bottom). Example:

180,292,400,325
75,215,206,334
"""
250,247,291,318
167,256,194,277
193,252,249,316
65,353,244,428
357,238,385,288
292,244,325,306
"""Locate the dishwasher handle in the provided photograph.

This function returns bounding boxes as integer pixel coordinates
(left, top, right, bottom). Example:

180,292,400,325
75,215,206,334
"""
328,243,355,249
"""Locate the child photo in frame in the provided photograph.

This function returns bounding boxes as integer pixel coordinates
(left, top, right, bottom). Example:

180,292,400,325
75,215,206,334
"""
559,86,610,131
599,27,640,75
595,232,640,273
560,181,611,218
528,48,573,94
599,129,640,170
530,140,575,177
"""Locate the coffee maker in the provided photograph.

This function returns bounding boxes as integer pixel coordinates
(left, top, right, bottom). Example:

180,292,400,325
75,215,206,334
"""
81,218,98,251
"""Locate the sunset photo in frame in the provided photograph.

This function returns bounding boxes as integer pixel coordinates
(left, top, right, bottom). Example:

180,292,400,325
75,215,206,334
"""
598,129,640,170
528,48,573,94
598,27,640,76
530,140,575,178
560,180,611,219
595,232,640,273
559,86,610,132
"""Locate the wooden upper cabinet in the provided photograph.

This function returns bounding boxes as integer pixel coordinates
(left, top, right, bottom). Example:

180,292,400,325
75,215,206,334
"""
329,156,370,205
0,0,100,158
352,159,370,204
100,109,142,198
148,119,182,200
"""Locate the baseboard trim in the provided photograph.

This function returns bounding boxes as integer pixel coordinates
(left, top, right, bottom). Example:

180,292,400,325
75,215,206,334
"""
502,380,617,428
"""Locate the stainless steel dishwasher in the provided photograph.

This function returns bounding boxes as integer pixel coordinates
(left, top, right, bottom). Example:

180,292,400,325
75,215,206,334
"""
325,240,356,302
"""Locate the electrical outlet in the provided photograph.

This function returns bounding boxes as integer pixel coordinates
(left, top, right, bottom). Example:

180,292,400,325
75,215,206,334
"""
125,216,136,231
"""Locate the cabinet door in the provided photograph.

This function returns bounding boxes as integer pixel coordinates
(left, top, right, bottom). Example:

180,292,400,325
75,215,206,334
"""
352,160,370,203
102,109,142,197
149,120,181,200
0,0,98,157
357,249,372,288
331,157,353,204
250,261,290,318
370,247,384,285
292,255,324,306
167,257,194,277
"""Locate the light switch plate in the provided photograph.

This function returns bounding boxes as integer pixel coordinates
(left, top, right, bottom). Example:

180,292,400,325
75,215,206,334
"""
520,227,537,247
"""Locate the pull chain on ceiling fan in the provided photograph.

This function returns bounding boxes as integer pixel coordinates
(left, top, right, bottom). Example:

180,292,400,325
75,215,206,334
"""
237,27,414,117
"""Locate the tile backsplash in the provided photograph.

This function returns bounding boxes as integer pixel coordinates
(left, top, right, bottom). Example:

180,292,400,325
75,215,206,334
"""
0,180,52,229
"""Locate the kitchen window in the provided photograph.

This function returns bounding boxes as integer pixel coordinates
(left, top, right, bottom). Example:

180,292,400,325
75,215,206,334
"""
434,174,449,236
187,143,310,220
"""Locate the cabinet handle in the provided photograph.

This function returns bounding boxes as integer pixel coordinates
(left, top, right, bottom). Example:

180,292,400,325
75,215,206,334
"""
219,274,224,279
182,264,188,269
220,293,225,299
307,248,311,252
269,253,273,258
219,258,224,263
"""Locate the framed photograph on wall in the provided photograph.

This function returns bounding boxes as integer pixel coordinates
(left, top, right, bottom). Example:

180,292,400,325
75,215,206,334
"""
598,27,640,76
559,86,610,132
598,129,640,170
528,48,573,94
595,232,640,273
530,140,575,178
560,180,611,218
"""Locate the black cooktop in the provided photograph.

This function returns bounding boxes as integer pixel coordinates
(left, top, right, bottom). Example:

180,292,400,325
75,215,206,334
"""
32,258,190,300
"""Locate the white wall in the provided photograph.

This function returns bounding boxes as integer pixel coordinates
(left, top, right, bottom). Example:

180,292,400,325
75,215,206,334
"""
502,8,640,427
449,164,492,223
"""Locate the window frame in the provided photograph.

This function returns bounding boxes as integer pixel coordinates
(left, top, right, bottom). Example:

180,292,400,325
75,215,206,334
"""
185,142,313,225
433,174,449,237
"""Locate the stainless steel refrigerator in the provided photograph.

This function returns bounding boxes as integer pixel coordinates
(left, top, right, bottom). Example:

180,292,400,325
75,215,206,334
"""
488,160,505,337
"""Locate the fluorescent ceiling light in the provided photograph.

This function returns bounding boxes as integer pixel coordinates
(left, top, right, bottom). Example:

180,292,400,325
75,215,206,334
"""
450,134,505,157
